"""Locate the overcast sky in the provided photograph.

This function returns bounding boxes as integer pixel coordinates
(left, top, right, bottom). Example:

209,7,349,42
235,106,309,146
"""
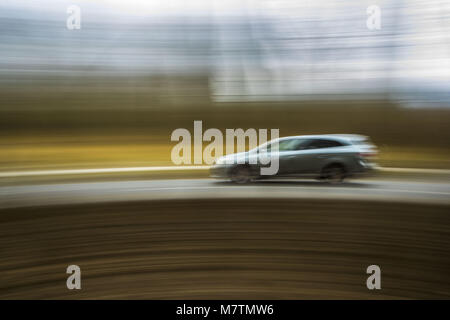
1,0,449,101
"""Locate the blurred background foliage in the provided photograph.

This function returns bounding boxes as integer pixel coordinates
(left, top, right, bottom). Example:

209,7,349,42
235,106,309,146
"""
1,0,449,170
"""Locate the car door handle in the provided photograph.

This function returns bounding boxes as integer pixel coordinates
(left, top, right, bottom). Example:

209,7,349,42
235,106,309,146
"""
317,155,328,158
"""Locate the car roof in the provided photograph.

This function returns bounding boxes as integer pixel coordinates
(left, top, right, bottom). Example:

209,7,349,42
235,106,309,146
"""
278,134,368,143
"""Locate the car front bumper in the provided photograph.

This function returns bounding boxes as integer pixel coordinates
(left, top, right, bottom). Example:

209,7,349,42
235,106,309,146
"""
349,160,378,176
210,164,233,179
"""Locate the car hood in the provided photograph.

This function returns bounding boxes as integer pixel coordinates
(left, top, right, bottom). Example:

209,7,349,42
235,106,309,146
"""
216,152,248,164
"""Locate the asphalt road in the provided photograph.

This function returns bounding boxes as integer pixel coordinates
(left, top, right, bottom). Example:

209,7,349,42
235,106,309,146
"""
1,178,450,209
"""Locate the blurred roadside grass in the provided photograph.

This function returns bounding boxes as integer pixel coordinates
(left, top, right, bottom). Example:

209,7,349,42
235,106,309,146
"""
1,96,449,172
1,138,449,171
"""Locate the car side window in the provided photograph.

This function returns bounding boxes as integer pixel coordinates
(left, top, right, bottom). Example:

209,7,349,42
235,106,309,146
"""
261,139,303,152
294,139,312,150
258,140,289,152
278,139,302,151
304,139,343,149
261,138,342,152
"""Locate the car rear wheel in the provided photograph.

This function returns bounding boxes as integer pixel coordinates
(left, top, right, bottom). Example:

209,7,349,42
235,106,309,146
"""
321,164,345,184
230,166,252,184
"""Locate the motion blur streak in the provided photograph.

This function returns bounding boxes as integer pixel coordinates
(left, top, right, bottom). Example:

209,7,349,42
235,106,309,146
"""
1,0,450,300
1,0,450,102
0,199,449,299
1,0,449,171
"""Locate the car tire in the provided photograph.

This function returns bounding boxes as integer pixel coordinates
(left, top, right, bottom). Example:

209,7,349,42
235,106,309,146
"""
230,166,253,184
321,164,346,184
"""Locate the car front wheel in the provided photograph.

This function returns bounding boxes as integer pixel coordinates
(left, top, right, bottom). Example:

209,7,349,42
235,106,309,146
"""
230,166,253,184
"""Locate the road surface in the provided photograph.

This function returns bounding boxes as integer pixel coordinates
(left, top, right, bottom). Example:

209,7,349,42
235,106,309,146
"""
1,178,449,209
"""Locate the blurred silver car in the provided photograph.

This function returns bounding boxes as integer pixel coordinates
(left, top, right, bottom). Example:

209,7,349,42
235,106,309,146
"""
210,134,377,183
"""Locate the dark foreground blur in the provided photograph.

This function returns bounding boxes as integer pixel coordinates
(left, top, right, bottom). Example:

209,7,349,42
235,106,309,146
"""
1,199,449,299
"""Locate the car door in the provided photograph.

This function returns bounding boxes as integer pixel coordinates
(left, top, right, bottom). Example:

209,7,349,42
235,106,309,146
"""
290,139,345,174
265,138,305,175
286,139,319,174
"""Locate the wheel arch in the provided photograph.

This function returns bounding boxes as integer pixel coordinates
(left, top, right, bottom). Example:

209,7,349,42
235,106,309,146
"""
321,161,347,174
